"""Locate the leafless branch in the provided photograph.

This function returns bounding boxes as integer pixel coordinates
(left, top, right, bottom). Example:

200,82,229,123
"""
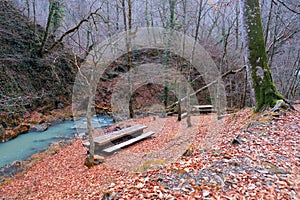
167,66,246,109
49,7,108,51
273,0,300,15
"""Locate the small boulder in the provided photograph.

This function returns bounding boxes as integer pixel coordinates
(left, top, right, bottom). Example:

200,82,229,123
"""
75,132,87,140
270,100,289,112
232,138,241,145
232,134,242,145
48,118,63,126
93,155,105,165
290,125,298,130
30,123,49,132
84,155,105,168
56,103,64,109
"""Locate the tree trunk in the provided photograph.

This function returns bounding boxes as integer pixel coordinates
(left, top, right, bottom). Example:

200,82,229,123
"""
240,0,283,112
127,0,134,118
162,0,176,109
169,0,175,29
32,0,36,35
25,0,30,18
264,0,273,45
86,94,94,168
121,0,127,31
127,0,132,30
39,0,56,57
235,0,239,50
268,5,280,68
145,0,150,27
177,100,182,121
116,0,120,30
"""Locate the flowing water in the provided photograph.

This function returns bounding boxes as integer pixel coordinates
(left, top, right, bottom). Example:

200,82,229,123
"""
0,115,114,168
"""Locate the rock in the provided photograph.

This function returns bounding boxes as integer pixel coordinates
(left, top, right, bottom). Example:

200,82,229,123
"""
271,112,280,118
74,132,87,140
30,123,49,132
0,160,24,182
203,190,210,197
48,118,63,126
232,138,241,145
93,155,105,165
56,103,64,109
262,161,289,174
290,125,298,130
270,100,289,112
232,134,242,145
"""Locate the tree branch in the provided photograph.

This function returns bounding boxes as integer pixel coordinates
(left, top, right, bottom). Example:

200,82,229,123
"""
273,0,300,15
48,7,106,52
167,66,246,109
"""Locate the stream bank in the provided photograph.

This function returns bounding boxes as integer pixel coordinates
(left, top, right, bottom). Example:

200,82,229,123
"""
0,114,114,182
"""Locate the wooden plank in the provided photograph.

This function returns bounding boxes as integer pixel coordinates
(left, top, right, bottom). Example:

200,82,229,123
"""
93,124,147,146
198,109,216,112
167,112,175,116
192,105,214,109
103,131,155,153
192,105,215,113
83,124,147,147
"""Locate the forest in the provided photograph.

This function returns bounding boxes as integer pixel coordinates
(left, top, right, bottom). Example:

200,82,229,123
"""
0,0,299,199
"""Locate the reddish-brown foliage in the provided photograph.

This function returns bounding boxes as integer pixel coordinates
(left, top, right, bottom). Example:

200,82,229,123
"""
0,106,299,199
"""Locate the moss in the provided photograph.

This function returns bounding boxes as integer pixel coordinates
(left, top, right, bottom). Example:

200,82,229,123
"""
244,0,283,112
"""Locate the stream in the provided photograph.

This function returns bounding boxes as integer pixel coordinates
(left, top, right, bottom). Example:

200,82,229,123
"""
0,115,114,168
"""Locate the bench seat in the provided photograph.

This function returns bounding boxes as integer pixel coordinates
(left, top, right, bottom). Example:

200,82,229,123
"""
102,131,155,153
83,124,147,147
192,105,215,113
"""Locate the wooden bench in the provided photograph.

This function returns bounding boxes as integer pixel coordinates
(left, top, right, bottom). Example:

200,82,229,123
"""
102,131,155,153
192,105,215,113
83,124,147,147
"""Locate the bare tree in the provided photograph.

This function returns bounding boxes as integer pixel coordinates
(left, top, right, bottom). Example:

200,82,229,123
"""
9,0,299,112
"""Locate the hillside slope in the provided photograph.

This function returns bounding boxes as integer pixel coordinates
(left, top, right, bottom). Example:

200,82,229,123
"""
0,1,77,141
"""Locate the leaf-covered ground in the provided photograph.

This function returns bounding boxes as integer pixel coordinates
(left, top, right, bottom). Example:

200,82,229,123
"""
0,106,299,199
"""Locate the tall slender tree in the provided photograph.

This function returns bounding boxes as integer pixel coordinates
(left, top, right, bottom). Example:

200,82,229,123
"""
240,0,283,112
39,0,64,57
